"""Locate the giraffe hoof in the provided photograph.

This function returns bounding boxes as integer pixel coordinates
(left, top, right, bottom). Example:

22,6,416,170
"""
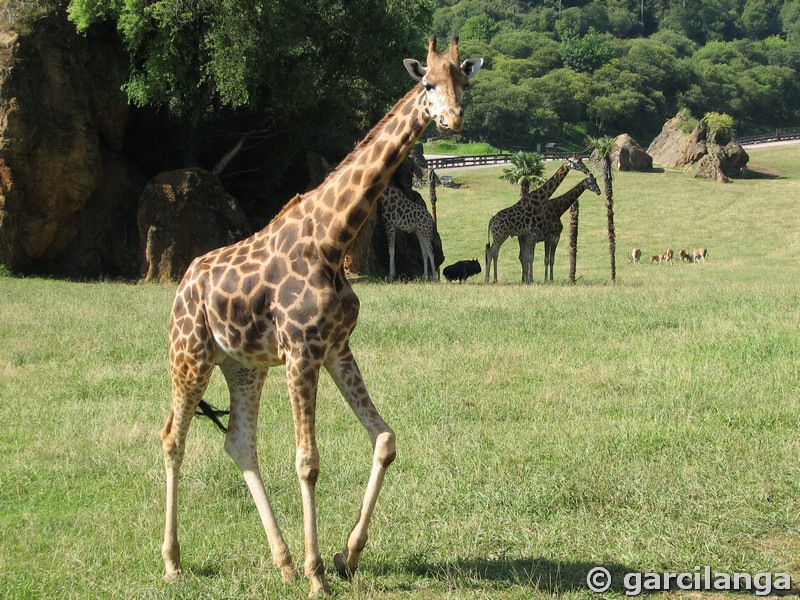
280,564,295,583
308,573,331,597
163,568,183,584
333,551,355,580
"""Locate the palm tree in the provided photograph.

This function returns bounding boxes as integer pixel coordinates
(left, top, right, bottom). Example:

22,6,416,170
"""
499,151,545,197
587,135,618,282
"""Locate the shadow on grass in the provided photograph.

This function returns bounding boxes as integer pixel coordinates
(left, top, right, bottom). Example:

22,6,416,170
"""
370,555,800,596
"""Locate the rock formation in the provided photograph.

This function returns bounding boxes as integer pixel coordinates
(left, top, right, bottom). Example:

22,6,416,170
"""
0,15,142,276
138,168,251,282
647,113,749,182
610,133,653,171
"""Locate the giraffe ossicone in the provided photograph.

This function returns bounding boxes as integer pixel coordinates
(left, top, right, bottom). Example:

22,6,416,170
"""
159,36,481,597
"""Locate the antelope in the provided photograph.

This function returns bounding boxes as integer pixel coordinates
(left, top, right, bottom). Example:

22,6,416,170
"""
692,247,708,262
629,247,641,263
657,248,673,265
679,249,693,263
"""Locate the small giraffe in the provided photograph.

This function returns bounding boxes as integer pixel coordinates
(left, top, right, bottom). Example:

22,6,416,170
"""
379,185,437,281
159,36,482,597
517,174,601,282
484,155,590,284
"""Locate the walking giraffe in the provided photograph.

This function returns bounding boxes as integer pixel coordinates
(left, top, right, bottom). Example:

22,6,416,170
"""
380,185,437,281
484,155,590,283
159,37,482,596
517,174,601,282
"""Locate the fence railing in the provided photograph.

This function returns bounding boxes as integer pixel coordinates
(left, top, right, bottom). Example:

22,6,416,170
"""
737,129,800,145
426,129,798,171
426,153,513,169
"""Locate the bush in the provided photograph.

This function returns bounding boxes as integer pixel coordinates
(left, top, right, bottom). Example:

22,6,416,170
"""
703,111,736,145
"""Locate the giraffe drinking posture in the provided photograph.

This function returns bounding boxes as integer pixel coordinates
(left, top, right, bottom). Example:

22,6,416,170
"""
485,155,589,284
159,37,482,596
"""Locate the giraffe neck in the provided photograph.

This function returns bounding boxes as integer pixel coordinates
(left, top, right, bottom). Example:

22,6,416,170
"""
549,181,588,217
523,162,570,203
310,85,430,267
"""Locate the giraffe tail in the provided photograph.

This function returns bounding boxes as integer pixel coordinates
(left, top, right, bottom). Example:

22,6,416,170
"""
195,399,229,433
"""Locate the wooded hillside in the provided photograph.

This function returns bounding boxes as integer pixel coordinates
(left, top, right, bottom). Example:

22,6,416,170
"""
431,0,800,147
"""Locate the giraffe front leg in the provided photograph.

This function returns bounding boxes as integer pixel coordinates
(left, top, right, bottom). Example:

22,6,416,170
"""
285,354,330,597
324,345,396,580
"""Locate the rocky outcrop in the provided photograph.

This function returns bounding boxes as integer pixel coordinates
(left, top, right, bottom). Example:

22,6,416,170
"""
646,113,749,182
0,15,142,275
611,133,652,171
138,168,251,282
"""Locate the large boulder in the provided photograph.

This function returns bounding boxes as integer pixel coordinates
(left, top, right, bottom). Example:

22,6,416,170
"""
137,168,251,282
0,15,141,275
612,133,652,171
646,113,748,181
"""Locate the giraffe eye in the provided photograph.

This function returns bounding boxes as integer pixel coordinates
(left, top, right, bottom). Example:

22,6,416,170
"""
423,82,435,91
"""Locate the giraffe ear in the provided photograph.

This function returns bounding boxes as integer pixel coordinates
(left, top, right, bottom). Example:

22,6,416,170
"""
461,58,483,79
404,59,427,82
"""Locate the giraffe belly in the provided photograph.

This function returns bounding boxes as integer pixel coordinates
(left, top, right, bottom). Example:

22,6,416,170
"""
211,315,284,368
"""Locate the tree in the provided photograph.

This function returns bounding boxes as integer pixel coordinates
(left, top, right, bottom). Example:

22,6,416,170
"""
587,136,617,282
499,152,545,197
67,0,432,168
461,13,499,42
558,27,614,73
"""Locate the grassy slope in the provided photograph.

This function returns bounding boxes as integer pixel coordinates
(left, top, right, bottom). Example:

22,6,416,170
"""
0,146,798,599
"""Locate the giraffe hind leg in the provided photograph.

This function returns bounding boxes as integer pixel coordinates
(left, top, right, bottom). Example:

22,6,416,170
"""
161,356,214,582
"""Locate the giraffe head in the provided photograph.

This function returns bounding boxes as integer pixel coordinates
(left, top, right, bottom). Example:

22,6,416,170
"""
584,173,602,195
404,36,483,132
567,153,591,175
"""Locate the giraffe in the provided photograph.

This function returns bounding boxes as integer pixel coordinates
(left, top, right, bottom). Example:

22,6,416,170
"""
159,37,482,597
484,155,590,284
379,185,437,281
517,174,602,282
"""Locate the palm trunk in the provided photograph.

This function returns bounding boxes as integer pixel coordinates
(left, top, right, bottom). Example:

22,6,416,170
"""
569,200,579,283
429,169,437,226
603,160,616,282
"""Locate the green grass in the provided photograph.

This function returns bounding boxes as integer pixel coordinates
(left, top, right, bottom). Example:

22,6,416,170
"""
423,140,504,155
1,146,799,599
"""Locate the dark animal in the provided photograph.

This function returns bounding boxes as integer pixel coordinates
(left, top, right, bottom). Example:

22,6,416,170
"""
443,259,482,282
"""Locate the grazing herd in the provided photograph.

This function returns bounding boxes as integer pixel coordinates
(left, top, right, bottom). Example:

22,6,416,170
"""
630,246,709,265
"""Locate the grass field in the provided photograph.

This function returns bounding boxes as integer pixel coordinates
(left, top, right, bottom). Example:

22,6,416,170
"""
1,145,799,599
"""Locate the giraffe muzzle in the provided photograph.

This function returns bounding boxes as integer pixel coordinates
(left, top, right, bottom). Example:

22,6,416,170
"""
437,109,464,132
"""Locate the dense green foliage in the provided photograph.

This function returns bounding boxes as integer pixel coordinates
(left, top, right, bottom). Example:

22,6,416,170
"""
65,0,433,166
432,0,800,147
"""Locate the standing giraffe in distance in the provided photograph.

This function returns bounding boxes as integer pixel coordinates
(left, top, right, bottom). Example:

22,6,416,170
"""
484,155,590,284
518,174,602,282
380,185,437,281
159,36,482,597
